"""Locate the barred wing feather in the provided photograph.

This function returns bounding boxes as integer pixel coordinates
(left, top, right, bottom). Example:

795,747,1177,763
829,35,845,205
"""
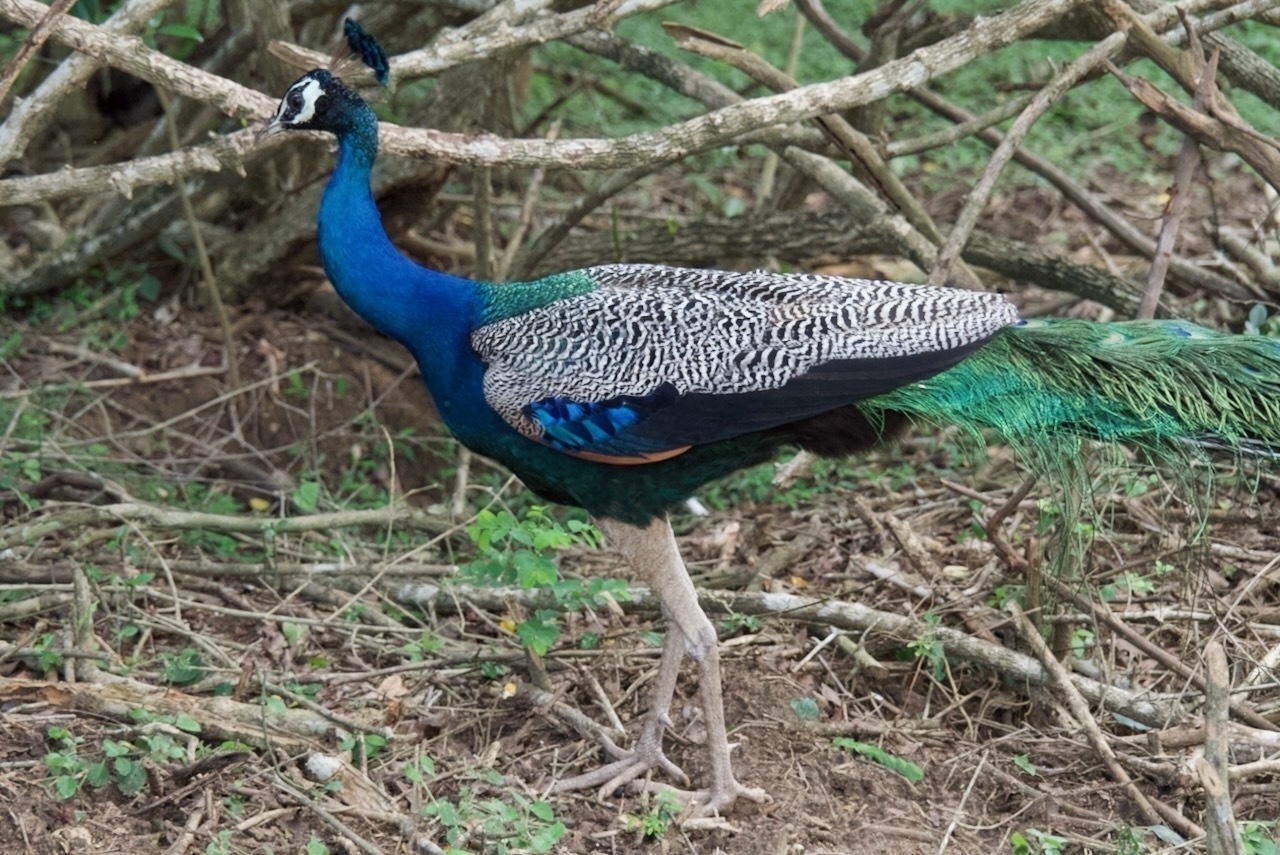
472,265,1019,461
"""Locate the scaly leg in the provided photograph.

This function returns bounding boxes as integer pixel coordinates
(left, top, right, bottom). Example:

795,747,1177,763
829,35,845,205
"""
554,516,768,816
551,618,690,795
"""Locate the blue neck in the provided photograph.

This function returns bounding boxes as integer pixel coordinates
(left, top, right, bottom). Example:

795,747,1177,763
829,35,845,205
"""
317,112,477,358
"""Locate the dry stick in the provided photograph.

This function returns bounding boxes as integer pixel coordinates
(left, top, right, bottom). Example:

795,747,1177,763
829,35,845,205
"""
1199,642,1247,855
272,776,388,855
1005,602,1200,838
0,0,1088,174
4,0,1269,201
156,89,243,402
510,165,658,279
755,12,806,211
1042,574,1278,732
927,30,1129,286
0,502,451,551
885,93,1034,158
666,24,950,251
275,0,678,83
496,120,560,282
798,0,1257,303
390,582,1181,725
1133,37,1222,319
981,475,1040,616
0,0,75,105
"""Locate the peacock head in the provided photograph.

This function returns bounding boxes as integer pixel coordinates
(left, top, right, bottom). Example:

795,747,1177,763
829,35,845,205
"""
259,69,368,141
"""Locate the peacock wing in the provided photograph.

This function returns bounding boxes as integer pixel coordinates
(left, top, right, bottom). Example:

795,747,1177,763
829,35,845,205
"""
471,264,1019,463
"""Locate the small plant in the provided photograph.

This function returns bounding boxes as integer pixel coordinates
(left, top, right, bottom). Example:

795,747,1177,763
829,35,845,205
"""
421,783,565,852
461,507,626,655
625,788,683,838
906,612,947,681
158,648,205,685
43,711,201,800
1241,821,1278,855
1099,571,1156,602
340,732,388,764
1069,628,1095,658
1010,828,1066,855
1012,754,1038,777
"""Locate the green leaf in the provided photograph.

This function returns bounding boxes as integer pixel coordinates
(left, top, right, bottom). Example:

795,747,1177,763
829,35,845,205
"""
512,550,558,588
85,761,110,788
281,621,306,647
156,23,203,42
116,757,148,795
1012,754,1037,777
789,697,821,721
435,799,460,827
174,714,201,734
529,800,555,822
304,835,330,855
103,739,131,757
516,615,560,656
527,821,566,851
136,275,161,302
54,775,79,800
292,481,321,513
832,738,924,782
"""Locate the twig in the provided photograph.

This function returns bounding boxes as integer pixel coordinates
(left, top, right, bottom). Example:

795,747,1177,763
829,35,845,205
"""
937,752,986,855
273,776,388,855
1198,642,1247,854
0,0,1088,174
0,501,451,551
1131,32,1222,318
157,89,243,400
0,0,75,106
0,0,175,163
1006,601,1193,837
928,30,1130,285
496,120,559,282
798,0,1256,302
0,674,322,750
391,582,1183,726
667,22,950,254
1041,574,1278,732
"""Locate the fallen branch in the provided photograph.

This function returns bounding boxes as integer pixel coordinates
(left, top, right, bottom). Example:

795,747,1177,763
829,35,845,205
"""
0,501,452,550
380,581,1185,727
0,673,335,750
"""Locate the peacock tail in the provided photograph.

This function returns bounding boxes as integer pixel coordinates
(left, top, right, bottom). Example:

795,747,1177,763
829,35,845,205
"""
859,318,1280,461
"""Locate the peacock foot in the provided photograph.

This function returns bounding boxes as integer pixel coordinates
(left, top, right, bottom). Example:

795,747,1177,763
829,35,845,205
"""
629,776,771,819
551,721,690,798
685,777,771,818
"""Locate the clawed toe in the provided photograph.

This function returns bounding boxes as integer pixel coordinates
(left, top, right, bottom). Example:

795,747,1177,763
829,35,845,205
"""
630,777,771,819
551,743,690,798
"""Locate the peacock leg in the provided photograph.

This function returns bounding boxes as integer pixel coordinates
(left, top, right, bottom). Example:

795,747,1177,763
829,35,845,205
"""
551,614,690,796
586,517,769,816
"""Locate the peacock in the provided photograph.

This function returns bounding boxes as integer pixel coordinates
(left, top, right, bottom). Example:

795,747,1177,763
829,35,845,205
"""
258,22,1280,816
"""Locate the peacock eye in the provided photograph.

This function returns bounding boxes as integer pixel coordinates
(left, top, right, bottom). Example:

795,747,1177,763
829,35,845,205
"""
287,90,304,109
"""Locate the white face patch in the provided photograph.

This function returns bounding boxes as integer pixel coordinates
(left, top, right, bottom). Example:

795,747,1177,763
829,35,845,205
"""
276,77,325,126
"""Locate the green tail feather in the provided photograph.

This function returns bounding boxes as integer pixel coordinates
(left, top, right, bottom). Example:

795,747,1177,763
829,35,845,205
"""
861,318,1280,457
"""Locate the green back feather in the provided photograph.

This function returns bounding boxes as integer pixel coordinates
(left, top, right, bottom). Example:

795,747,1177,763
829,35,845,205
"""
477,271,598,325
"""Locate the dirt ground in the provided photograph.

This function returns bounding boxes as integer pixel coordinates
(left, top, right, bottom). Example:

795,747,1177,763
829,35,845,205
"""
1,287,1278,855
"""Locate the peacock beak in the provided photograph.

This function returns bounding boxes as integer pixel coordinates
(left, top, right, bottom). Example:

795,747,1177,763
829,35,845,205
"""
256,114,286,144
